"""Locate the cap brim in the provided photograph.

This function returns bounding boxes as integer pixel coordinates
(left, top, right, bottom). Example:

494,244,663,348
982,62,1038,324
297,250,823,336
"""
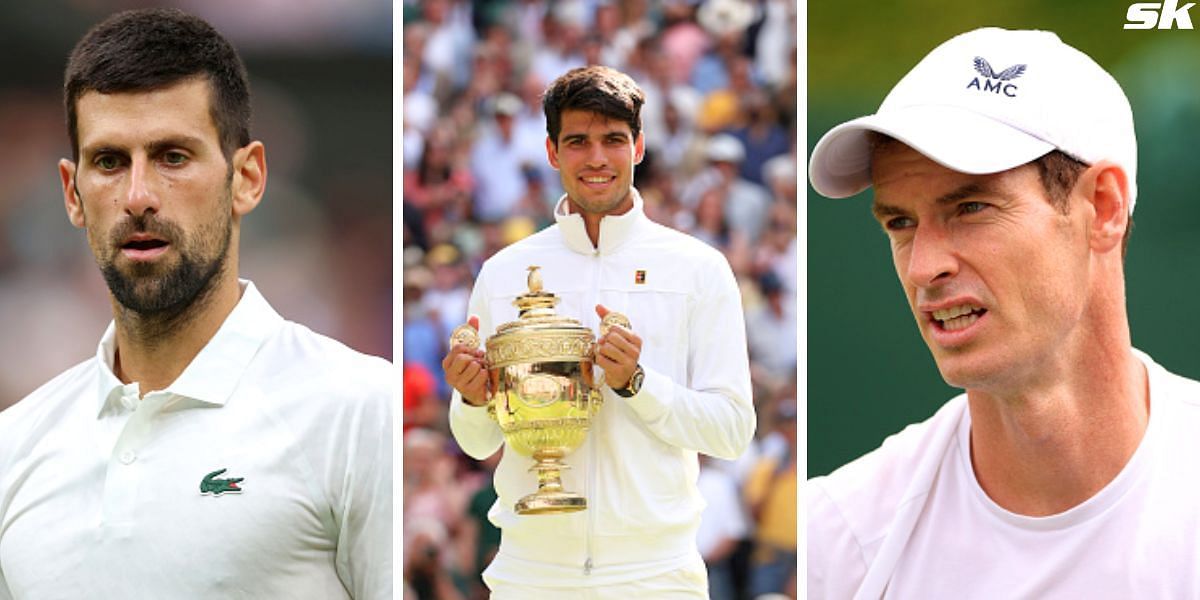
808,105,1056,198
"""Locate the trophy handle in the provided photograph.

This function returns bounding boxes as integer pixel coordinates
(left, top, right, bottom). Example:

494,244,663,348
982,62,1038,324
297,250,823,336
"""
450,323,495,408
449,323,481,350
593,311,632,401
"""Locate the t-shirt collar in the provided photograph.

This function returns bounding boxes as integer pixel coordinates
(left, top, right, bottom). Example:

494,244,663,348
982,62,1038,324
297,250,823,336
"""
553,188,645,255
94,279,284,416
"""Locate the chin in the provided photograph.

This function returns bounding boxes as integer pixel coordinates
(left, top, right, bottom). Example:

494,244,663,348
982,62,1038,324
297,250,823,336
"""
931,352,1011,392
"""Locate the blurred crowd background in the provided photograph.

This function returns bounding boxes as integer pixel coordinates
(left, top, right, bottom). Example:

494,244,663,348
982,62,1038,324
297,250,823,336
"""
0,0,391,408
401,1,797,598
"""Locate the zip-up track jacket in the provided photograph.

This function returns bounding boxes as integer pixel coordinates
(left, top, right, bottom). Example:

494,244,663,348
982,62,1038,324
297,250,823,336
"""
449,190,756,587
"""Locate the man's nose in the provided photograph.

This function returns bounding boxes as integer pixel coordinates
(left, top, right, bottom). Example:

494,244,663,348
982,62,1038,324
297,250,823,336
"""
123,156,160,217
585,142,607,168
904,223,957,288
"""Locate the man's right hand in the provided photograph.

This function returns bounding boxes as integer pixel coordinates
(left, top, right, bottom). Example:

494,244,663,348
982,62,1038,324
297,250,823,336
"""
442,315,490,406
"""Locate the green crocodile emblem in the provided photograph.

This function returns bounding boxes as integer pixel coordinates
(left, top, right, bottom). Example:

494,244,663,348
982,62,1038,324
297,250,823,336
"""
200,468,244,496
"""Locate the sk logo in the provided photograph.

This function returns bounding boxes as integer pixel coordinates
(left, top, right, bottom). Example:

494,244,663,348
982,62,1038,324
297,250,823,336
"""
634,270,646,285
200,468,244,496
966,57,1026,98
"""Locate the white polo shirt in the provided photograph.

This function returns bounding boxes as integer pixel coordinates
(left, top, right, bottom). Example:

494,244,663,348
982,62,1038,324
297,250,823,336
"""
0,281,392,600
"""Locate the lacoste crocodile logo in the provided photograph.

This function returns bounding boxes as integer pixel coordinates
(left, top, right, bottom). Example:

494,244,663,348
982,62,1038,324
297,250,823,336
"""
200,468,244,496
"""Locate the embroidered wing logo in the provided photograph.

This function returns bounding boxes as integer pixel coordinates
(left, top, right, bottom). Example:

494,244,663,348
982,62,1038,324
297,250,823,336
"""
974,57,1026,81
973,57,996,79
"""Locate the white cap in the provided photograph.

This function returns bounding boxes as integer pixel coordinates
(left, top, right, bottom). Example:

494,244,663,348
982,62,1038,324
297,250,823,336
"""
808,28,1138,212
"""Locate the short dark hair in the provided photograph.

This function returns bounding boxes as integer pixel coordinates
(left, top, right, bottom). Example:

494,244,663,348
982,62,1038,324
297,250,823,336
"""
1027,151,1133,256
868,133,1133,255
542,66,645,144
64,8,251,161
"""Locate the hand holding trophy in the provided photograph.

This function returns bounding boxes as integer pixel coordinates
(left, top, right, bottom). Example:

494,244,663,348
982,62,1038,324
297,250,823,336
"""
450,266,630,515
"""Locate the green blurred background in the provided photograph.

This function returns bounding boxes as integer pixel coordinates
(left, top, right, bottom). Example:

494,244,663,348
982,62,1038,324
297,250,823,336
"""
808,0,1200,477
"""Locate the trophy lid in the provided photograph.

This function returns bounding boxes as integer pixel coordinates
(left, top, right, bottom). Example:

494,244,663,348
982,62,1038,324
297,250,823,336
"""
493,266,588,335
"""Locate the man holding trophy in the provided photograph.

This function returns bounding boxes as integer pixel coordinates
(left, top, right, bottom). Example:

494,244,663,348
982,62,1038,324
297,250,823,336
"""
443,66,756,598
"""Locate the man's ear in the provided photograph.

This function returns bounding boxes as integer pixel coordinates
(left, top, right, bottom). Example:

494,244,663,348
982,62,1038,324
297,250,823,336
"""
230,141,267,217
545,136,560,170
60,159,85,229
1077,160,1129,254
633,132,645,165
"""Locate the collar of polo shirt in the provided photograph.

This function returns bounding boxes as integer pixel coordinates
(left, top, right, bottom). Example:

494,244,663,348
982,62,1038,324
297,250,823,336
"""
94,280,286,416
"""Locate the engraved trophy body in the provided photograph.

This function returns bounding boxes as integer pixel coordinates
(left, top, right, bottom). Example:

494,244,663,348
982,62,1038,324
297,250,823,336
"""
453,266,629,515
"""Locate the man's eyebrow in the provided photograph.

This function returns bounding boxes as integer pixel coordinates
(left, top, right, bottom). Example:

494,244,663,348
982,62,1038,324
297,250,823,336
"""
560,130,630,142
81,135,206,158
871,182,994,220
146,135,206,153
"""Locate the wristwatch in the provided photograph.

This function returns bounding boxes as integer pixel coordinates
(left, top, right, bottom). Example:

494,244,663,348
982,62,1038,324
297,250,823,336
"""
613,365,645,398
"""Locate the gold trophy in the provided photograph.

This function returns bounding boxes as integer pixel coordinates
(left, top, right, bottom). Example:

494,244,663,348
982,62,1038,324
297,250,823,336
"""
452,266,630,515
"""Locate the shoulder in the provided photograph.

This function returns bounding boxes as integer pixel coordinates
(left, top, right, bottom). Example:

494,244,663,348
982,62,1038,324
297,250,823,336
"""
256,321,393,403
472,225,565,299
627,219,737,292
808,396,966,563
635,218,730,264
0,359,96,460
1140,352,1200,444
2,359,95,423
480,226,563,274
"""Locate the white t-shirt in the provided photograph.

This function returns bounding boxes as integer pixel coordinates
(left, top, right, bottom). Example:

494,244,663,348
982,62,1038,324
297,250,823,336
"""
808,351,1200,599
0,281,393,599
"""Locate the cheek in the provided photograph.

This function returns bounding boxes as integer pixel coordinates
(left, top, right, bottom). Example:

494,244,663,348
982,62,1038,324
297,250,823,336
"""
987,232,1084,322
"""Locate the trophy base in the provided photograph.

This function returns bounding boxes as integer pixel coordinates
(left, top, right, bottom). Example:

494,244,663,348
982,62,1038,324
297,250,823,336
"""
515,491,587,515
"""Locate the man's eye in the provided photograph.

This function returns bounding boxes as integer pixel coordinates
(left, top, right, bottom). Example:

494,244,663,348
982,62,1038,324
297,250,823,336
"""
163,152,188,165
885,216,915,231
95,155,120,170
960,201,987,214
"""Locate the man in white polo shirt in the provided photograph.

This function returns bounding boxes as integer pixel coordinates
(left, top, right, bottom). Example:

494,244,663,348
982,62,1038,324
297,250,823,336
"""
0,9,391,599
807,28,1200,597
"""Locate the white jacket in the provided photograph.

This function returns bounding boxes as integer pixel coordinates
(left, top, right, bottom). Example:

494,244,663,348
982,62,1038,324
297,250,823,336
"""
449,190,756,587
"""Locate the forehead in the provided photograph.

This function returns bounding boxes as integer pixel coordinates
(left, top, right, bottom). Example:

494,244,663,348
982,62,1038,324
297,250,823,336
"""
74,77,219,148
871,143,962,191
556,109,632,139
870,143,1037,207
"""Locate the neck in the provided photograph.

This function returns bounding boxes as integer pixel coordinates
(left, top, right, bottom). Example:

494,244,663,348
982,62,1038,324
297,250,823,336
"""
966,317,1148,516
112,271,241,397
581,212,604,247
569,192,635,248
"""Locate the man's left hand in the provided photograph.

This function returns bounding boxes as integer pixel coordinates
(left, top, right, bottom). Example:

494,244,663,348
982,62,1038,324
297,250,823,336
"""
595,304,642,389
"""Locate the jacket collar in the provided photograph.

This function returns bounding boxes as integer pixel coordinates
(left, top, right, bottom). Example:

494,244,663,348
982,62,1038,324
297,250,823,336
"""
553,188,645,255
94,279,285,416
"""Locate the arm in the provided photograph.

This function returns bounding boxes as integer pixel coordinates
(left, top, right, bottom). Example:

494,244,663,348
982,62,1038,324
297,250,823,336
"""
447,273,505,460
0,567,11,600
806,480,868,600
334,373,392,600
621,259,756,459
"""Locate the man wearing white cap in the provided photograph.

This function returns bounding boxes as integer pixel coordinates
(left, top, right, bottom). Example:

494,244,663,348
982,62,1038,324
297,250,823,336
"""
807,28,1200,598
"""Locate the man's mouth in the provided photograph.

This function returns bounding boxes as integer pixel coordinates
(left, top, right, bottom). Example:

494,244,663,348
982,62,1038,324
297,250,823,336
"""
581,174,615,187
120,235,170,260
122,238,168,251
930,303,987,331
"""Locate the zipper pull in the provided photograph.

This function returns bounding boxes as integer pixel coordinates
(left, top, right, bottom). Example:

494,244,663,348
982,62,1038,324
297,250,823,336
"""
583,558,593,575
